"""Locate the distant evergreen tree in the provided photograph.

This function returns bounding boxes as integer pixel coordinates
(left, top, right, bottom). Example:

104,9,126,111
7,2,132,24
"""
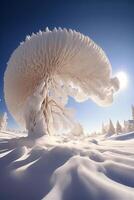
75,123,84,136
71,123,84,136
107,119,115,136
116,120,122,134
102,122,107,135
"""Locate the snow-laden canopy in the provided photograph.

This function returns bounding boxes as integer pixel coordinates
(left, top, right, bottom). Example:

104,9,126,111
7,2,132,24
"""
4,28,119,136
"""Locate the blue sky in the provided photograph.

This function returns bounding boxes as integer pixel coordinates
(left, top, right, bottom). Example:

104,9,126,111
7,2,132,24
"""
0,0,134,132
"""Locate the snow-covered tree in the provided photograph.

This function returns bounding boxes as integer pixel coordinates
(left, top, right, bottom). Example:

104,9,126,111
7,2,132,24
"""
70,123,84,136
4,28,119,137
0,112,8,131
101,122,107,135
116,120,122,134
123,119,134,133
127,121,134,132
107,119,115,136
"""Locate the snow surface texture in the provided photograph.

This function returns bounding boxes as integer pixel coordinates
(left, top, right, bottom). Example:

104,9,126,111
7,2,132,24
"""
0,131,134,200
4,28,119,133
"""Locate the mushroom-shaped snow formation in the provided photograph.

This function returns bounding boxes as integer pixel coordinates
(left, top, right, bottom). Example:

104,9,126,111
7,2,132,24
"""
4,28,119,137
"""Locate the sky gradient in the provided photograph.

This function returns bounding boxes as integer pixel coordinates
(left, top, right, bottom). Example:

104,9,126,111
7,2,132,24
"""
0,0,134,133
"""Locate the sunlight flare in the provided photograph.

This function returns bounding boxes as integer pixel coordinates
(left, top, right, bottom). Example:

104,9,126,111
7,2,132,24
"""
116,71,128,90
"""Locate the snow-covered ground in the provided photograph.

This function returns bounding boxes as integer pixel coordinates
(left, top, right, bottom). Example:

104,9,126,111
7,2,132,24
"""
0,131,134,200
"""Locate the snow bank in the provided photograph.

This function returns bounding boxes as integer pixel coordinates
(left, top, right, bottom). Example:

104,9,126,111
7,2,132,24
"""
109,131,134,140
0,131,134,200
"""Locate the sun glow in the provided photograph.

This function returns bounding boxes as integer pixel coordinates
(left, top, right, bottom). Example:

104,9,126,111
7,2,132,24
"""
116,71,128,90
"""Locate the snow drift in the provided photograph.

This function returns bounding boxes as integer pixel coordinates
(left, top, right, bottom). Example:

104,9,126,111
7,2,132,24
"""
0,131,134,200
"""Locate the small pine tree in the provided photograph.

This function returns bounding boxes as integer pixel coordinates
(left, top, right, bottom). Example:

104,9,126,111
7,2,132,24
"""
71,123,84,136
107,119,115,136
76,123,84,136
128,122,134,133
102,122,107,135
116,120,122,134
